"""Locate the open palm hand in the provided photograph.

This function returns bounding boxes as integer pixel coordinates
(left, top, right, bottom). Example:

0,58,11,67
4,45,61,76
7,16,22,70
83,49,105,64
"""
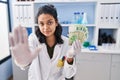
9,26,41,68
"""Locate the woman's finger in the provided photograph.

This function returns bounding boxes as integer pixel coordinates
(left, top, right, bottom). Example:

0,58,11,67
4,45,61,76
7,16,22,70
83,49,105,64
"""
32,45,43,59
72,41,76,50
22,27,28,44
13,27,19,45
72,40,81,51
18,26,24,43
76,40,81,49
73,40,78,50
9,33,15,47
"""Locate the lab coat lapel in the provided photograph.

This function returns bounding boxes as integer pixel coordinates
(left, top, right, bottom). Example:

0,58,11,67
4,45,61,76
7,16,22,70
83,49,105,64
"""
51,44,63,61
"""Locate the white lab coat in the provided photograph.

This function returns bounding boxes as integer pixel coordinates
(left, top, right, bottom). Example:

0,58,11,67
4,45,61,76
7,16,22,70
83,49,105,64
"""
28,33,76,80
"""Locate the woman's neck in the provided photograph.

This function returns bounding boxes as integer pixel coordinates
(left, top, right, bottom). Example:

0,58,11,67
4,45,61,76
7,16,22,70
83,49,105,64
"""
46,35,56,47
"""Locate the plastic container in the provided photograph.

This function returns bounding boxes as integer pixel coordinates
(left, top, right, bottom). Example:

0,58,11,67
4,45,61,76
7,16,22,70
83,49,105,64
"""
81,12,88,24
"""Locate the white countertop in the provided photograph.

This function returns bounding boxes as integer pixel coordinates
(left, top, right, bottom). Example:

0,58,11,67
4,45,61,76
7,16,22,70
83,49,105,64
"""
81,48,120,54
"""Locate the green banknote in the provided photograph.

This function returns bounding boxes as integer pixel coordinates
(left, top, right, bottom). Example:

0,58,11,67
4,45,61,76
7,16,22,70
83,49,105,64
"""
69,24,88,45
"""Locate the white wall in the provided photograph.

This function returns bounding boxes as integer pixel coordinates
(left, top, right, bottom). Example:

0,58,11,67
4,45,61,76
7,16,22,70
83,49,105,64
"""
0,1,13,80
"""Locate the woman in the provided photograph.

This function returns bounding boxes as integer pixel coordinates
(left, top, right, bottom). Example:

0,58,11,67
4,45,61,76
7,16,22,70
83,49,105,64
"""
9,4,81,80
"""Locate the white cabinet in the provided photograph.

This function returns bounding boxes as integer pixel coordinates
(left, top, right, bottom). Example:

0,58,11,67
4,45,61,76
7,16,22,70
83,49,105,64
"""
12,2,34,28
111,55,120,80
75,53,111,80
97,3,120,48
75,53,120,80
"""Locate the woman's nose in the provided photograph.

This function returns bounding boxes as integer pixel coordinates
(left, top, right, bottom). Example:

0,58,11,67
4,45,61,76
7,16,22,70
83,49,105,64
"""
44,24,49,30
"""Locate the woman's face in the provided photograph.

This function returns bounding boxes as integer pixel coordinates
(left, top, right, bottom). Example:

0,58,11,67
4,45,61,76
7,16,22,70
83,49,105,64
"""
38,14,58,38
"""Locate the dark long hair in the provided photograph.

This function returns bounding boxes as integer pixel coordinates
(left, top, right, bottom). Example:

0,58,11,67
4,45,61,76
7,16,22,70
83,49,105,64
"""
35,4,63,44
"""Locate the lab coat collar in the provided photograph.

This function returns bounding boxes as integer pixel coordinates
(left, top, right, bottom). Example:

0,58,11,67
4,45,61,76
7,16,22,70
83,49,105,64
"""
51,44,63,62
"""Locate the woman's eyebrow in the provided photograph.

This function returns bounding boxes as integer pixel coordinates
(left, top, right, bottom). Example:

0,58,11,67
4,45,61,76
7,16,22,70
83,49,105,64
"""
38,19,54,23
38,21,43,24
48,19,54,21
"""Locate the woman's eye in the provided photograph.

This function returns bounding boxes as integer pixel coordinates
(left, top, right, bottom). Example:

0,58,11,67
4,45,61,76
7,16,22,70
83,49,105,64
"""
48,21,53,25
39,23,44,26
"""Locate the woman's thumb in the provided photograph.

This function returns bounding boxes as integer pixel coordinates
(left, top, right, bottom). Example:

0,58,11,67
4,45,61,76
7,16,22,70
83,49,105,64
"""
32,45,43,59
